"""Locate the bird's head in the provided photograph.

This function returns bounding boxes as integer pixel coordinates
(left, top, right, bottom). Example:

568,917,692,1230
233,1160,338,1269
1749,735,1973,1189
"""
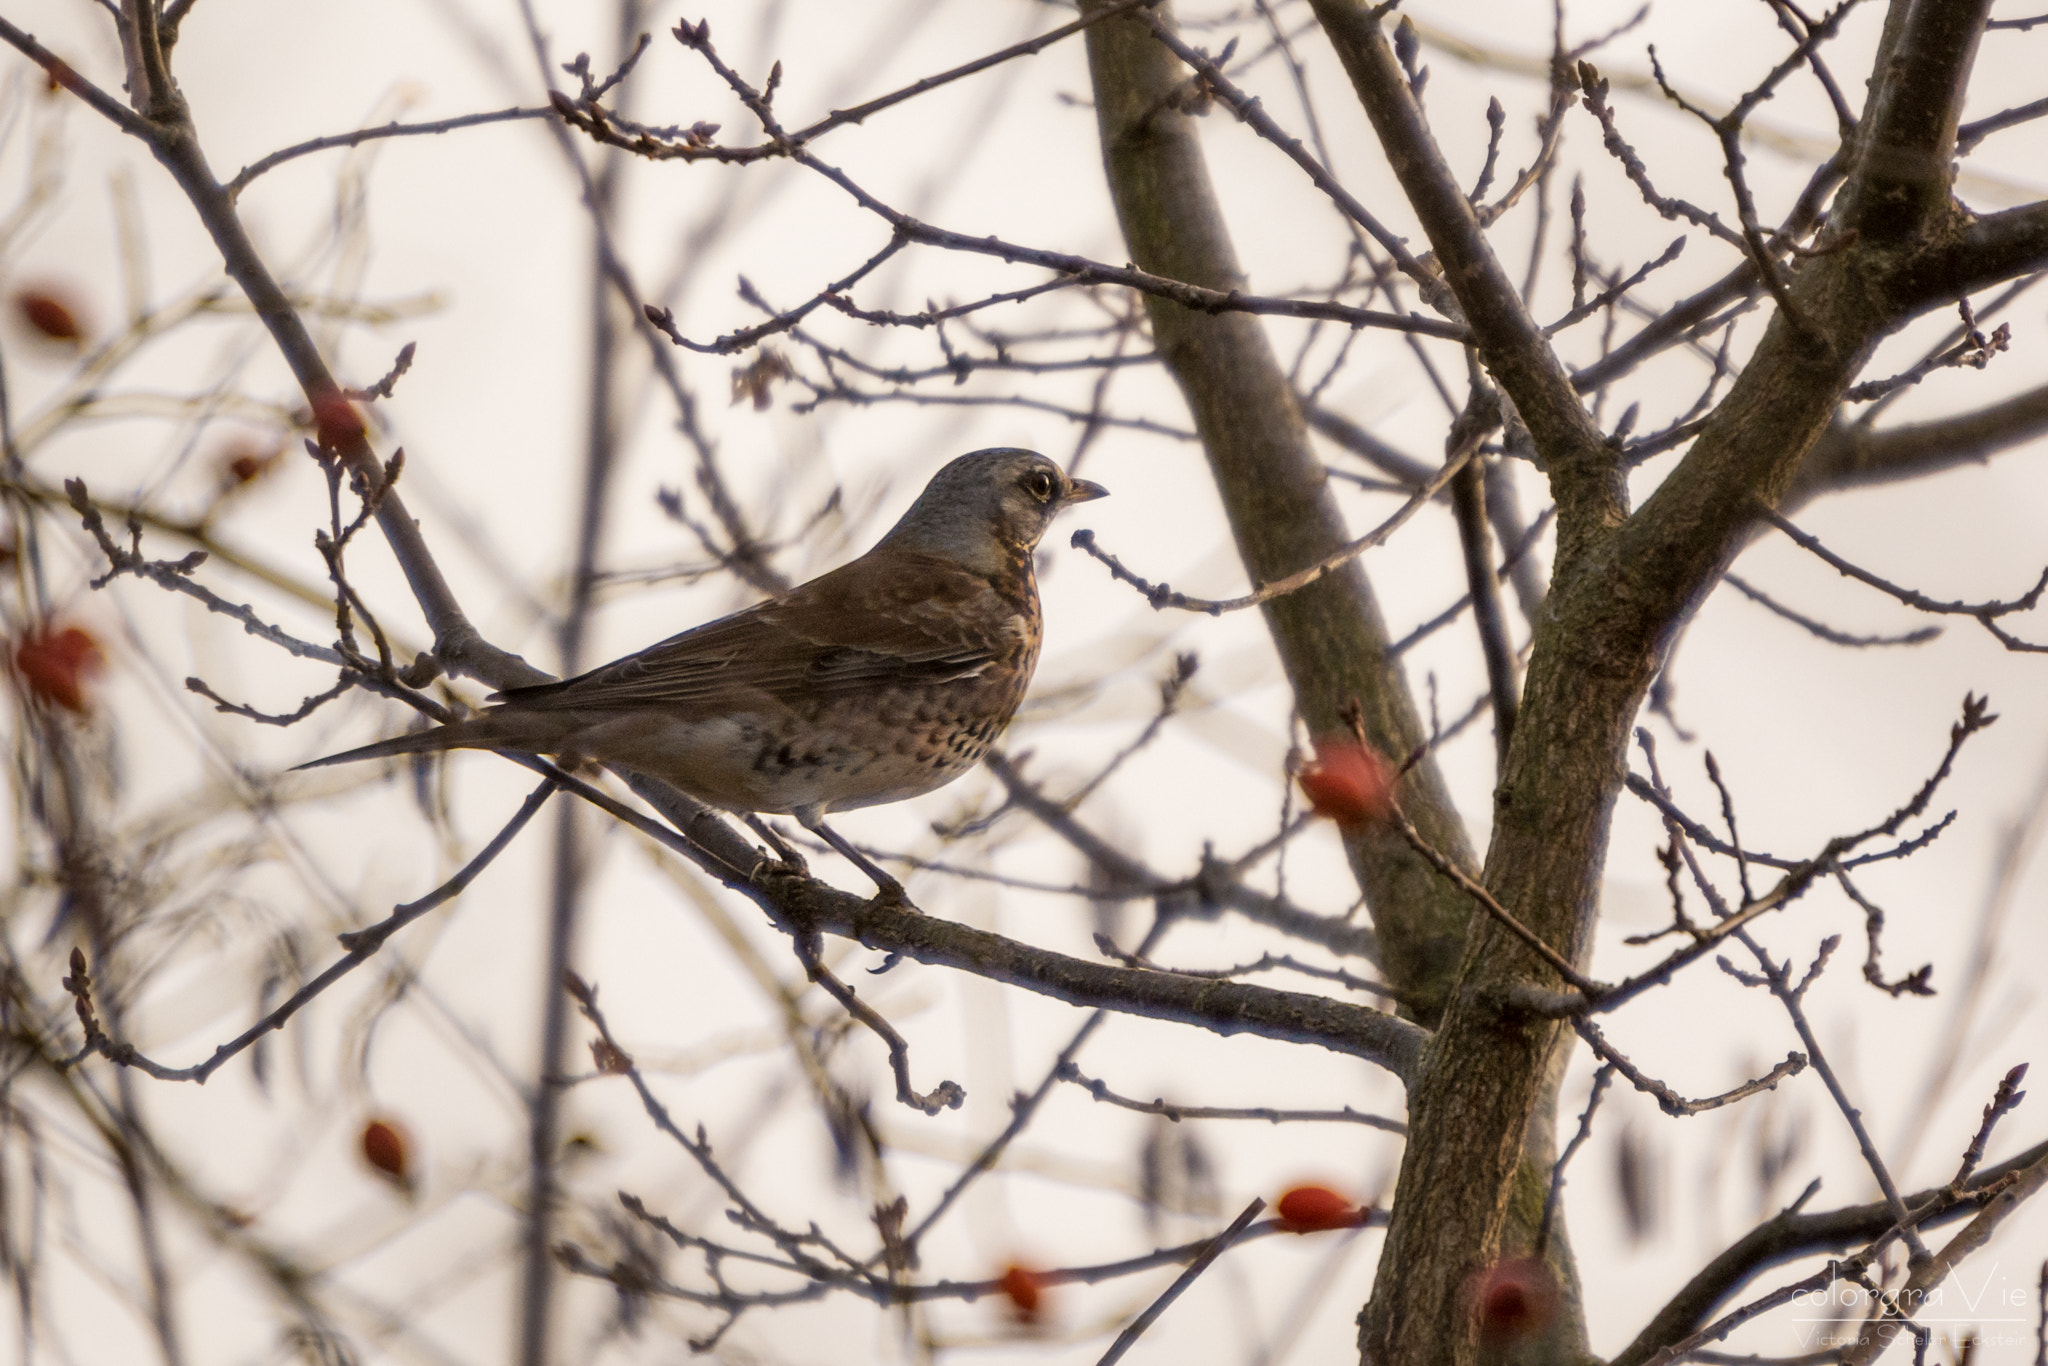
877,448,1107,574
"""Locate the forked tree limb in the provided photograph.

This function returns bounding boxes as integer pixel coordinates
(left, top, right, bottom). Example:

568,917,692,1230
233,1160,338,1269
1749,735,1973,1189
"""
1082,0,1479,1028
1297,1,2031,1362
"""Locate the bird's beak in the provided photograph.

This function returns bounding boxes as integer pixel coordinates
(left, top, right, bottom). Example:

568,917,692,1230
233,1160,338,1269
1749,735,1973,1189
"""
1064,478,1109,505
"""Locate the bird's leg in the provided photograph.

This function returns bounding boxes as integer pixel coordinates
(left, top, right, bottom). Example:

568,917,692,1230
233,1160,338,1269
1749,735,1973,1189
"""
742,813,808,878
796,811,911,908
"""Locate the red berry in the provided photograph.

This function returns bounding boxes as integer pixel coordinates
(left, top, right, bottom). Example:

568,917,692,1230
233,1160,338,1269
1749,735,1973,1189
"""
1296,739,1395,827
14,625,104,713
310,386,364,450
1471,1257,1559,1346
1275,1184,1363,1232
360,1117,412,1186
15,288,85,344
999,1264,1044,1322
220,441,281,488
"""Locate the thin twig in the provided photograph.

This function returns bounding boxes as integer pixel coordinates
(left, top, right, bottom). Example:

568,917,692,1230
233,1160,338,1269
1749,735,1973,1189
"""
184,673,356,727
643,230,907,354
1069,441,1477,615
1838,1148,2048,1366
1096,1198,1267,1366
1091,939,1402,1001
61,778,559,1082
1724,572,1941,648
1137,12,1451,309
1385,505,1557,658
1388,807,1605,994
792,933,965,1115
562,28,1469,343
1738,931,1930,1262
1540,1064,1616,1254
1542,237,1688,336
1523,709,1978,1019
1952,1065,2029,1188
1843,306,2010,402
1057,1062,1406,1132
1573,1018,1806,1117
893,1021,1095,1252
226,107,553,196
1958,94,2048,153
1447,384,1517,761
554,0,1164,165
1762,507,2048,652
1640,1260,1846,1366
1834,867,1936,997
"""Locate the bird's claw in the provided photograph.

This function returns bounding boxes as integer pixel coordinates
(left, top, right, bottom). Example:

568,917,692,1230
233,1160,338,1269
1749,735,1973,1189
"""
864,877,916,913
751,849,809,882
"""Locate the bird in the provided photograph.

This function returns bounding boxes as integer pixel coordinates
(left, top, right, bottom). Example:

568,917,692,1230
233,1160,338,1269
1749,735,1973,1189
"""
299,448,1108,897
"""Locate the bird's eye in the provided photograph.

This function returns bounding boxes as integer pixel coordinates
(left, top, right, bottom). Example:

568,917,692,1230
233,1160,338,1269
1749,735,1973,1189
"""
1023,470,1056,501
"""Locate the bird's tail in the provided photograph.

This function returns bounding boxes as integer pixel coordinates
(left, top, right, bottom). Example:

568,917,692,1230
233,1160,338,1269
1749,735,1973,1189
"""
293,712,560,772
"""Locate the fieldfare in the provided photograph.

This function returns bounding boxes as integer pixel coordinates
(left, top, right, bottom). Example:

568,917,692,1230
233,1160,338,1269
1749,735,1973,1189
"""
301,448,1107,893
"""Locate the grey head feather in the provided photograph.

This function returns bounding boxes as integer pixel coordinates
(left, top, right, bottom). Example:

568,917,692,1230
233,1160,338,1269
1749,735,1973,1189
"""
875,448,1107,577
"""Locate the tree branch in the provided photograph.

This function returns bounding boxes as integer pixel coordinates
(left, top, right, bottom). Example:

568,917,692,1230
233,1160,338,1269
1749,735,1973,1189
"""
224,106,553,197
1896,202,2048,311
1308,1,1615,567
783,885,1425,1080
1083,0,1477,1025
1797,378,2048,498
1833,0,1993,244
1614,1138,2048,1366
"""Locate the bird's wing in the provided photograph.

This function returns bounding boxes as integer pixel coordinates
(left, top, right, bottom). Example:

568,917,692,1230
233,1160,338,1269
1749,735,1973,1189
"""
495,549,1025,713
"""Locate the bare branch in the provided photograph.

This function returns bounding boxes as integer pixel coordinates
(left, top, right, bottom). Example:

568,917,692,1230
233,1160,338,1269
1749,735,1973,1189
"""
1136,12,1452,308
1842,302,2010,403
1058,1061,1406,1132
1577,62,1743,249
1958,94,2048,153
1387,806,1604,996
1572,1018,1806,1117
1097,1198,1266,1366
1312,0,1613,562
1762,508,2048,652
62,778,560,1082
1069,439,1476,615
791,933,964,1116
1539,1063,1614,1254
1839,1147,2048,1365
1732,931,1930,1262
0,16,151,135
1541,237,1688,337
1615,1138,2048,1365
1723,571,1940,649
225,107,552,197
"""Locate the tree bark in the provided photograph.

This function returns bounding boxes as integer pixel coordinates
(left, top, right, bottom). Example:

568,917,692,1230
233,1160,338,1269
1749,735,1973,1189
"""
1299,0,2013,1360
1081,0,1475,1025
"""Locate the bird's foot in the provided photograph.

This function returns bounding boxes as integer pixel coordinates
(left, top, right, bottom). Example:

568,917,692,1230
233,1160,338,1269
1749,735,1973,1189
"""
743,813,808,881
751,851,810,883
799,814,918,912
863,873,916,914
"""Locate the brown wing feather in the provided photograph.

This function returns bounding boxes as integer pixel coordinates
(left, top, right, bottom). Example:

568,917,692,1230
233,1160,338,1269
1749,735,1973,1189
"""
494,549,1024,715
